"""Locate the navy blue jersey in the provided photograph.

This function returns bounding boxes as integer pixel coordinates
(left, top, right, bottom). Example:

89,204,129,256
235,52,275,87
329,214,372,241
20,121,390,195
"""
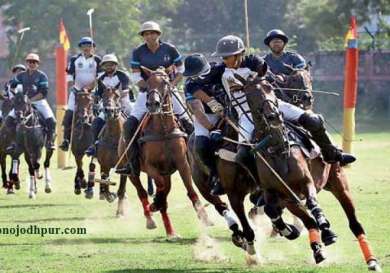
10,70,49,99
130,41,183,81
264,51,306,75
185,62,226,114
96,70,130,98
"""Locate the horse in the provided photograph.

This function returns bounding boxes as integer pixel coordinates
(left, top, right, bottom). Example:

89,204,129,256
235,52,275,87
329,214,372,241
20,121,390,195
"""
0,93,17,192
92,84,157,229
273,65,313,110
240,74,381,271
10,92,53,198
70,89,94,195
118,69,208,239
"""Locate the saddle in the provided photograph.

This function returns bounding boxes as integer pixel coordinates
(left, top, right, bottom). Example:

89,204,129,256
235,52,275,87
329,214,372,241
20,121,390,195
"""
285,121,321,160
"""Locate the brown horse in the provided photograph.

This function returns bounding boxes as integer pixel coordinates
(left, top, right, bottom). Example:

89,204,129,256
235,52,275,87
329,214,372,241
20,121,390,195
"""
118,69,208,238
71,90,94,195
273,66,313,110
92,85,156,229
241,74,381,271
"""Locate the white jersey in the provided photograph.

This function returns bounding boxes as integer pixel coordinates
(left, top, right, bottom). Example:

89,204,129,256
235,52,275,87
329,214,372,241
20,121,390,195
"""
222,67,257,120
67,53,101,90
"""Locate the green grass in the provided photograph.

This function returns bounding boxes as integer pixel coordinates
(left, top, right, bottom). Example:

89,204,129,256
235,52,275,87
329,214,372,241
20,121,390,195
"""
0,130,389,273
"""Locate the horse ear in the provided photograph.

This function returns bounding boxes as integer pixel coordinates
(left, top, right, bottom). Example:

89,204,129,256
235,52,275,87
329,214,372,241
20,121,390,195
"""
282,63,294,74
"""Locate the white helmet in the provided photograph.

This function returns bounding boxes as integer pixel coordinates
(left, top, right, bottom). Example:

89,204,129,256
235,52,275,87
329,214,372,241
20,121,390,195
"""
101,54,118,66
25,53,40,63
138,21,162,36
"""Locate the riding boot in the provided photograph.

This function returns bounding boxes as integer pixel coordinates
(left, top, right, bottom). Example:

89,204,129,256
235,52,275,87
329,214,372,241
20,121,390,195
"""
298,112,356,165
45,118,57,151
115,116,140,176
85,117,105,157
195,136,225,195
180,117,194,135
59,110,73,151
4,116,17,153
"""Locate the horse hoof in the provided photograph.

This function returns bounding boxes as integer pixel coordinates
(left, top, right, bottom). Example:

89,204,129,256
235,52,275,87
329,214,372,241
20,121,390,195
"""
6,189,14,195
313,249,326,264
146,217,157,230
15,182,20,190
167,233,181,241
45,186,51,193
232,231,246,250
99,193,105,200
245,242,256,256
116,211,125,218
28,193,35,199
285,224,301,240
105,192,117,203
85,189,94,199
245,252,260,266
367,259,382,272
321,228,337,246
74,187,81,195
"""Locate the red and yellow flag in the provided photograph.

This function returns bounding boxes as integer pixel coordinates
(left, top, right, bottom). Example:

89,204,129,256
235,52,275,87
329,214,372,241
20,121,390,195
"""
344,16,358,48
59,19,70,51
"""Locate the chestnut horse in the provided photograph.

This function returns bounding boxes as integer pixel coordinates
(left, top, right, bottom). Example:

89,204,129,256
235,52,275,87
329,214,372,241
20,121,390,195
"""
118,69,208,239
92,85,156,229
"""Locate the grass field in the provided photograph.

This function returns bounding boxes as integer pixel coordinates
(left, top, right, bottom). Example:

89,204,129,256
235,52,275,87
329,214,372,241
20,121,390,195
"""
0,129,389,273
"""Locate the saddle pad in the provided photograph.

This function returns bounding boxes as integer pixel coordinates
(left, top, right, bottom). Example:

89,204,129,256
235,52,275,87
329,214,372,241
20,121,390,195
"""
216,148,237,163
285,121,321,160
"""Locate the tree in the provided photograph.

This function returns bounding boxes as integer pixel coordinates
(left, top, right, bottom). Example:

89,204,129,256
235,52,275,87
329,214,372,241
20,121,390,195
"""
0,0,178,66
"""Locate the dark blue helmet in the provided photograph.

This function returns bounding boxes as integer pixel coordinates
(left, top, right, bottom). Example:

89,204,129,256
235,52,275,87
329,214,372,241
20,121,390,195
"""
264,29,288,46
11,64,26,73
183,53,211,78
78,36,96,47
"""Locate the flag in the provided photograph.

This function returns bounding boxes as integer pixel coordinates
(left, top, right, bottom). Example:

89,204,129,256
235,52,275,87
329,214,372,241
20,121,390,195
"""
59,19,70,51
344,16,358,48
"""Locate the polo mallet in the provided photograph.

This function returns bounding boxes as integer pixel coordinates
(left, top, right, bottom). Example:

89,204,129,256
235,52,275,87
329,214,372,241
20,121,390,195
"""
87,9,95,41
12,27,31,67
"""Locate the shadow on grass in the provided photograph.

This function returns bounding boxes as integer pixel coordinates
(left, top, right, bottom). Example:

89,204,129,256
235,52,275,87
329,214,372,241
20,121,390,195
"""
1,216,110,223
0,236,198,246
104,269,320,273
0,203,76,209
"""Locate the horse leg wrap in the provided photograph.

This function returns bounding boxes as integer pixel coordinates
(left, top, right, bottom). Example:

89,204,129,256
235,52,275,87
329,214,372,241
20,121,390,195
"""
87,163,95,187
161,212,175,235
223,209,238,228
12,160,19,175
141,198,151,216
306,198,329,229
357,234,376,263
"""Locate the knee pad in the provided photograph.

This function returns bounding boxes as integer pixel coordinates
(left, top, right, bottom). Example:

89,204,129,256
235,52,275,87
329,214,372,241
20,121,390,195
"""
298,112,325,133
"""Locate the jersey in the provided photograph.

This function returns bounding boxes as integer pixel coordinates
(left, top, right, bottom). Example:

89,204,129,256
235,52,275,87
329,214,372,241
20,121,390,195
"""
67,53,102,90
10,70,49,99
264,51,306,75
96,70,130,98
184,62,226,114
130,41,183,81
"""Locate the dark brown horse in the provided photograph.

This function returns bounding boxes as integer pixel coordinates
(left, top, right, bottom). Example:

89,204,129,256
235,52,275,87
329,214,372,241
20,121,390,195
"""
241,74,381,271
10,92,54,198
71,90,94,195
118,69,208,239
93,85,156,229
273,66,313,110
0,94,17,192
